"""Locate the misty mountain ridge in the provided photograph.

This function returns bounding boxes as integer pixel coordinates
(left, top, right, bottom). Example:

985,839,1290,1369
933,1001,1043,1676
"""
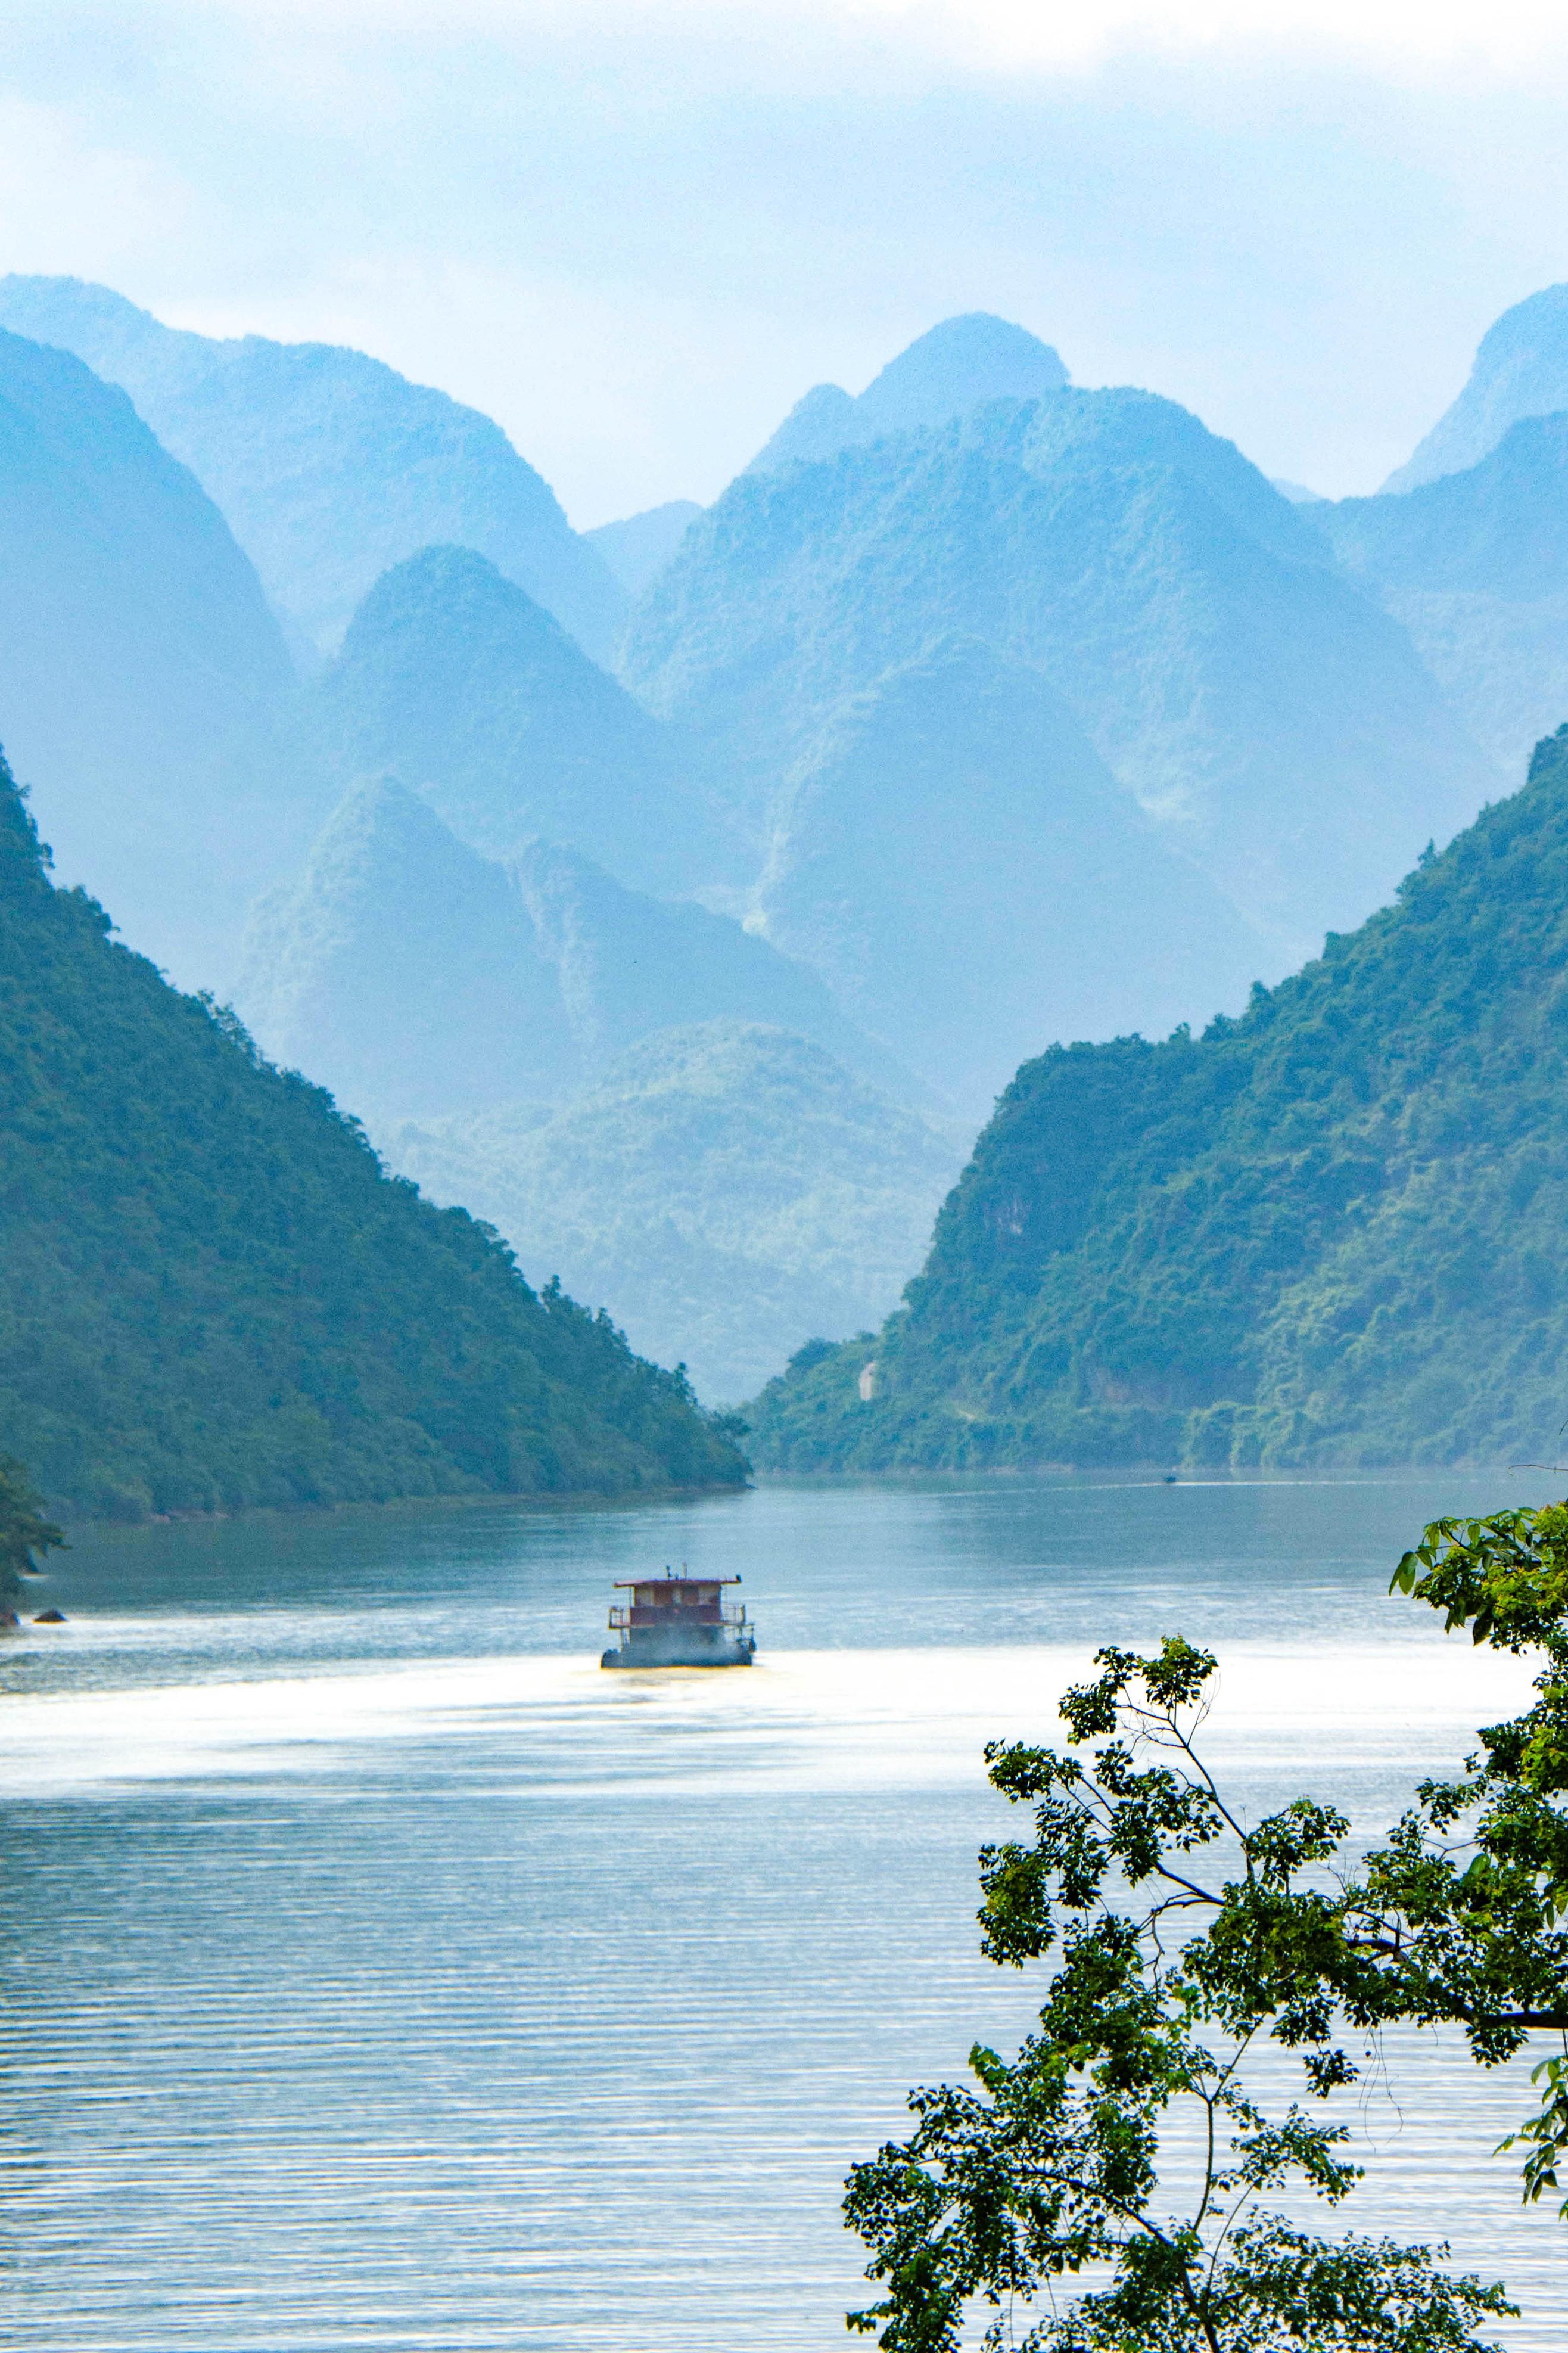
0,273,625,663
746,312,1069,474
587,499,703,596
237,774,903,1126
303,543,731,899
1385,282,1568,493
0,744,741,1517
749,726,1568,1474
1315,412,1568,770
627,383,1490,971
752,633,1265,1112
0,323,299,986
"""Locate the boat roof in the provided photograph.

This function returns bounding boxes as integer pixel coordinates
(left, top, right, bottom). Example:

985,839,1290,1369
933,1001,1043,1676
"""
611,1574,741,1587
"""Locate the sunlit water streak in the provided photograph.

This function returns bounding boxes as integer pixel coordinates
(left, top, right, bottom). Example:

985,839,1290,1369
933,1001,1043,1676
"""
1,1473,1564,2348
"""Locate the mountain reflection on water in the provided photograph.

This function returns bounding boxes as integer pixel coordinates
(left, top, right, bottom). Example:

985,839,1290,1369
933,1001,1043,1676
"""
2,1472,1563,2350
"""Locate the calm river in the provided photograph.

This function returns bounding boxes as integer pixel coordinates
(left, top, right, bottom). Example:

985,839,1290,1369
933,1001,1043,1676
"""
2,1472,1564,2349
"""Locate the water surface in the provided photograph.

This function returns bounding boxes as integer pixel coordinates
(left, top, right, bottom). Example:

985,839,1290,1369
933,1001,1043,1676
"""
3,1472,1563,2348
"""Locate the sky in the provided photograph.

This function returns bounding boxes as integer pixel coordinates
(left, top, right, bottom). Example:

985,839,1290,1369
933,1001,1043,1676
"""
3,0,1568,524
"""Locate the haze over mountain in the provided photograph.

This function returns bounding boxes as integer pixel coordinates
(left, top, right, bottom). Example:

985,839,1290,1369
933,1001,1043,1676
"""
304,545,729,897
237,776,896,1125
749,728,1568,1475
236,779,580,1123
745,312,1069,474
1385,284,1568,493
0,745,742,1517
0,324,296,984
1315,413,1568,771
754,633,1263,1111
390,1021,963,1401
0,275,625,663
627,384,1490,970
587,499,702,596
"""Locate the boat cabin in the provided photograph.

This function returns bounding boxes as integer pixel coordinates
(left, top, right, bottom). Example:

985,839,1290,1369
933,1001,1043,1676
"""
602,1567,756,1669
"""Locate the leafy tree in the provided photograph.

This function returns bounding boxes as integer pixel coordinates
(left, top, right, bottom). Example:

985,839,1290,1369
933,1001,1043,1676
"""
0,1453,63,1614
842,1503,1568,2352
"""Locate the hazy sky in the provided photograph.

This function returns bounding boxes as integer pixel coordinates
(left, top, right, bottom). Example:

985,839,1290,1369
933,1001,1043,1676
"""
4,0,1568,523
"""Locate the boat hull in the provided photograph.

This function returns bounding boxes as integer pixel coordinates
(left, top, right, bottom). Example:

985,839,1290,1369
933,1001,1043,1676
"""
601,1634,756,1670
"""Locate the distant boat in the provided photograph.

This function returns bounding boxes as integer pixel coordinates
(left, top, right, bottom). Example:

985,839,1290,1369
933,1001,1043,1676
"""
601,1568,757,1669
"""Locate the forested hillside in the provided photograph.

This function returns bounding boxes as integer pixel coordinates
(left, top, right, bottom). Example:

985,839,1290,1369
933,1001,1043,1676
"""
749,727,1568,1472
0,751,744,1516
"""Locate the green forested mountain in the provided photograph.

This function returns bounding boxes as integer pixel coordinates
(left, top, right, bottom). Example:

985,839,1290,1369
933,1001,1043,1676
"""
390,1021,963,1402
0,274,624,662
0,750,744,1516
0,325,297,986
626,388,1488,965
304,545,727,897
749,728,1568,1473
1384,282,1568,492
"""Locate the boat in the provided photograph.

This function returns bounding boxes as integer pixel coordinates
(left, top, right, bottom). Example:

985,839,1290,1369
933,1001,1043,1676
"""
601,1567,757,1669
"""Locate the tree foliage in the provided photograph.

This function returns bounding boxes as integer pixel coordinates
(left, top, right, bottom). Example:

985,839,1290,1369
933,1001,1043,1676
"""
0,1453,63,1611
843,1503,1568,2351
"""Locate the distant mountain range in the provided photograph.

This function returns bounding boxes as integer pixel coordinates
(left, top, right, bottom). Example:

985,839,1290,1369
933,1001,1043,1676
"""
390,1021,965,1400
626,376,1491,974
0,274,625,663
0,744,742,1516
752,632,1262,1111
8,276,1568,1445
586,499,703,596
1314,414,1568,771
748,726,1568,1473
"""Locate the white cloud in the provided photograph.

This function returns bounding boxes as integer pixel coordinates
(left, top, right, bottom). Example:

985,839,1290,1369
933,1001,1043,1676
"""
1,1,1567,515
0,94,192,272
